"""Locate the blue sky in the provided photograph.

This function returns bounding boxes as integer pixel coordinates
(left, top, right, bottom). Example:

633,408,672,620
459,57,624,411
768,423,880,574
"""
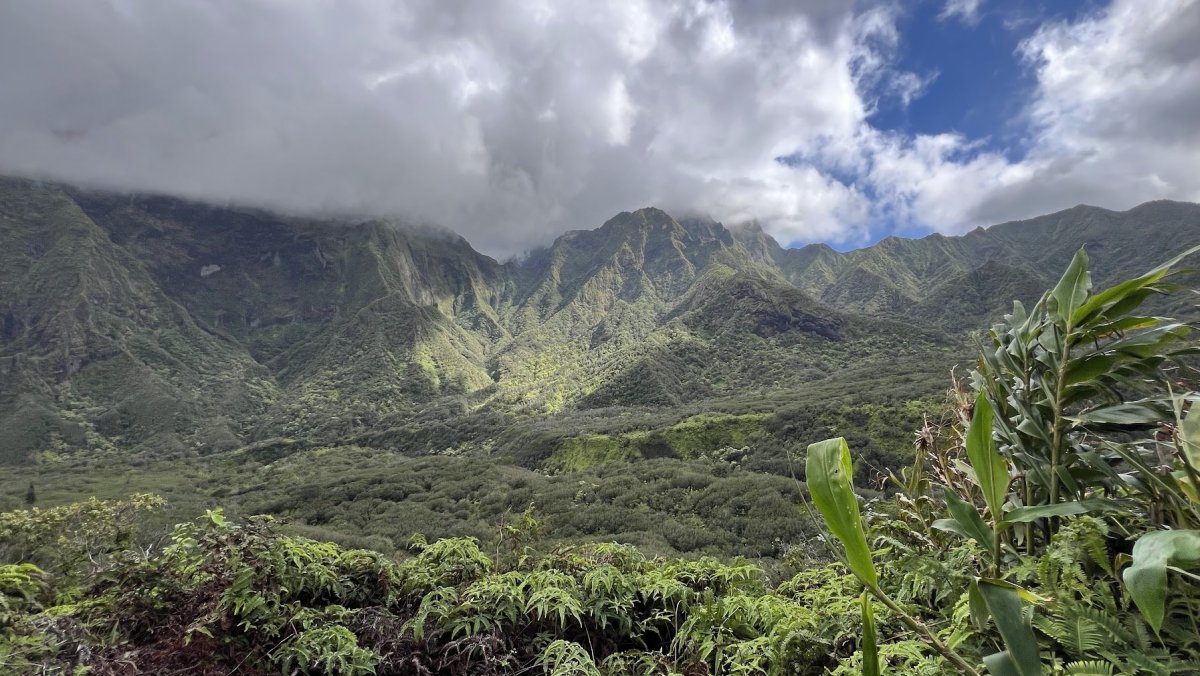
1,0,1198,257
873,0,1101,154
829,0,1106,248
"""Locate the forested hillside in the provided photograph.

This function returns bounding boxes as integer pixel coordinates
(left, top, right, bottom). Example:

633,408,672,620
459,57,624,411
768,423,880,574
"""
4,177,1198,475
4,247,1200,674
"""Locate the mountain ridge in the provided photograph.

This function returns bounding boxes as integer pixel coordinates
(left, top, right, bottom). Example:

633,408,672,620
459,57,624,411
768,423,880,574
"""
2,175,1199,469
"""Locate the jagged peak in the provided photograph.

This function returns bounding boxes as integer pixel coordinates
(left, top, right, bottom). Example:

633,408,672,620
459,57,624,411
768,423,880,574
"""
726,219,773,242
629,206,675,221
796,241,837,254
782,242,839,268
562,206,736,251
595,206,676,229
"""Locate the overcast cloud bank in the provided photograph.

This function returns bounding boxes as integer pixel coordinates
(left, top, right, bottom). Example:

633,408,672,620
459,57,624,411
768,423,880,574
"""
1,0,1198,257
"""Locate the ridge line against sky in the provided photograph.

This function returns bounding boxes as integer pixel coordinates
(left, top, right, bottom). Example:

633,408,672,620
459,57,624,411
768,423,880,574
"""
1,0,1198,258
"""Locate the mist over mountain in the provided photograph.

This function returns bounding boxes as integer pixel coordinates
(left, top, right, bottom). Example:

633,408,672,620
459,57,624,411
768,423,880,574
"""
3,175,1198,470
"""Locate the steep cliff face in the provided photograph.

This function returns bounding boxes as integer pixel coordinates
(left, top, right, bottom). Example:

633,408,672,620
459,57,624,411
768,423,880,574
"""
486,208,841,412
0,179,275,461
3,176,1199,462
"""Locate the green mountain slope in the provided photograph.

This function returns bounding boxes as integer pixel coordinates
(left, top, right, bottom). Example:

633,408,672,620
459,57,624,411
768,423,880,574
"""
68,188,512,445
0,180,276,462
2,176,1198,471
486,208,875,413
771,200,1200,326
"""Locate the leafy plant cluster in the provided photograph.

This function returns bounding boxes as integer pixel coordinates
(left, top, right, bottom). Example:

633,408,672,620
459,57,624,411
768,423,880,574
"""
807,247,1200,673
3,495,911,674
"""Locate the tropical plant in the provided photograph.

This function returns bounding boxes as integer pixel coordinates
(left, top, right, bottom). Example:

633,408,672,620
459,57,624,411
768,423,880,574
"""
806,247,1200,674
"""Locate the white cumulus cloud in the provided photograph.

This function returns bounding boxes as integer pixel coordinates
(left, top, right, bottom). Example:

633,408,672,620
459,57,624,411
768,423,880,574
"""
0,0,1196,256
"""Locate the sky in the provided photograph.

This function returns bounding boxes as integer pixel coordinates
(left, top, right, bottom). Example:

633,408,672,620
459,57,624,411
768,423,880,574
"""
1,0,1198,258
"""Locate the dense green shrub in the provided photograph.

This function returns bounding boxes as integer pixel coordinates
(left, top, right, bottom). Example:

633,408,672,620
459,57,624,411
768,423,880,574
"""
807,248,1200,674
0,501,877,674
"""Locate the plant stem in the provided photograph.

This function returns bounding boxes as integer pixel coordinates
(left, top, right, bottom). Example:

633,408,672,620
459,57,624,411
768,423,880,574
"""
1168,565,1200,584
1024,478,1034,556
991,532,1002,579
868,584,982,676
1049,324,1071,521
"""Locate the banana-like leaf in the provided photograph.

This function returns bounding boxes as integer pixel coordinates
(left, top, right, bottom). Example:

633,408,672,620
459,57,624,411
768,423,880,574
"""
966,393,1009,523
1008,300,1028,326
1049,249,1091,329
977,578,1043,676
978,577,1044,604
1081,315,1164,341
861,591,880,676
806,437,877,587
1071,402,1167,426
933,491,995,550
1074,277,1158,330
1100,323,1189,358
968,578,989,630
1177,399,1200,478
985,652,1023,676
1004,498,1121,523
1073,243,1200,326
1063,355,1116,387
1123,530,1200,633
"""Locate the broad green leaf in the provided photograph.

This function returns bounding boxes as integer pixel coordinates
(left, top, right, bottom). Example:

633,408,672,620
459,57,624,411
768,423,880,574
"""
978,578,1043,676
932,517,973,540
1004,499,1121,523
1101,323,1190,358
967,578,989,630
1049,249,1091,329
1007,300,1028,326
861,591,881,676
966,394,1009,523
1016,416,1054,447
1063,355,1116,387
806,437,877,587
977,577,1044,604
1054,464,1083,497
1123,530,1200,633
1080,315,1162,341
1073,274,1162,328
933,491,995,551
1177,400,1200,476
1176,469,1200,502
1072,402,1167,426
985,652,1023,676
1073,244,1200,325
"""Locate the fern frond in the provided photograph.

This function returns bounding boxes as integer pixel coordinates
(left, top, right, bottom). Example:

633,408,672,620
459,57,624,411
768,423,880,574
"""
1064,659,1114,675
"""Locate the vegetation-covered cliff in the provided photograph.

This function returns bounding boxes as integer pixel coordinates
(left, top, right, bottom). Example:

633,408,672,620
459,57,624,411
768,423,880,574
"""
4,177,1197,473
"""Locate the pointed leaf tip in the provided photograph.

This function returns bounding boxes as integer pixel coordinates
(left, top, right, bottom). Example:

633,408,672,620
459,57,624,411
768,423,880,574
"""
806,437,877,587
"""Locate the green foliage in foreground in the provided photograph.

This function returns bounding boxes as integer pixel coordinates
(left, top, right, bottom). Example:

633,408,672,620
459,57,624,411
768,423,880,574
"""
808,248,1200,674
6,247,1200,673
0,497,919,674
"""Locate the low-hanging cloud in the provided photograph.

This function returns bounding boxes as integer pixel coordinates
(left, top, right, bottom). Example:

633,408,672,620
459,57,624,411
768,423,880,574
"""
0,0,1198,257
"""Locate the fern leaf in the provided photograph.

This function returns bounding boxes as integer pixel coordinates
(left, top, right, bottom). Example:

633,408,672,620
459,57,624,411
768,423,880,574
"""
1064,660,1114,675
